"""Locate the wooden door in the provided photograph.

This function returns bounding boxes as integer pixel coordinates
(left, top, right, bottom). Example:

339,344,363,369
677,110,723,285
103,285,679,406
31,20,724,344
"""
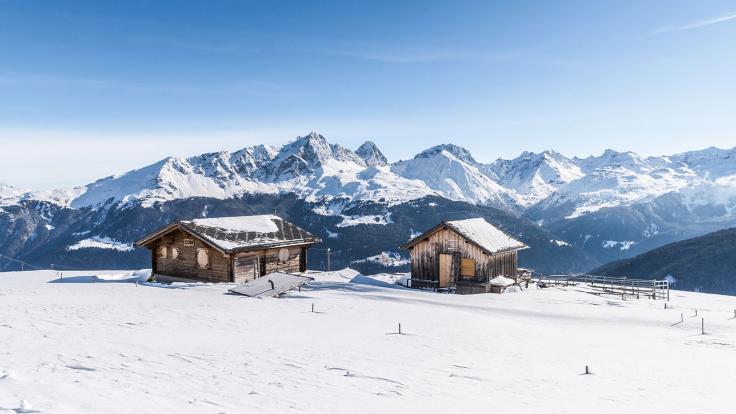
234,254,259,283
439,254,453,288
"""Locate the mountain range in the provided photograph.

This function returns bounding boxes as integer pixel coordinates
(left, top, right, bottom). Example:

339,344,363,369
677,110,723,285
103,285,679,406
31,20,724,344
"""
2,132,736,287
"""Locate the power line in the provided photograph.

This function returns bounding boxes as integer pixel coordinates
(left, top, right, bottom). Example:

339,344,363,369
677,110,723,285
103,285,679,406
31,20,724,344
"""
0,253,42,271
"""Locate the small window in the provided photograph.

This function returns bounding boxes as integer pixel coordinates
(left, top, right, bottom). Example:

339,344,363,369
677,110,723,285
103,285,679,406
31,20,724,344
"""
278,248,290,263
447,240,459,251
197,248,209,269
183,239,195,246
171,247,180,260
159,245,168,258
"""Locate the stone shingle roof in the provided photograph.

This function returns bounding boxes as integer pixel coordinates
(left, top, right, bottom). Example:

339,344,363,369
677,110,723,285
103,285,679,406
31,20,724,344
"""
178,215,320,253
137,215,320,253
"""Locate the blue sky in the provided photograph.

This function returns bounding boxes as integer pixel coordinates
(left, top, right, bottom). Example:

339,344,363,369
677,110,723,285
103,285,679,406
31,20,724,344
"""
1,0,735,189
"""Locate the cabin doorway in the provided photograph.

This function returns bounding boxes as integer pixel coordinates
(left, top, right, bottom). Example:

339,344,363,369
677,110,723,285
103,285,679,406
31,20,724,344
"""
439,254,453,288
234,254,260,283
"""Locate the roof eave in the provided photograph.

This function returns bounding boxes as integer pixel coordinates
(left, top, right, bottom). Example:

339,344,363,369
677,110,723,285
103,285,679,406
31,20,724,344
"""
400,221,447,250
135,222,230,255
225,239,321,254
134,222,180,248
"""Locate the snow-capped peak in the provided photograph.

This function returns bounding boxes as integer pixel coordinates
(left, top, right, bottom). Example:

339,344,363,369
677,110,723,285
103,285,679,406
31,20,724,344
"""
392,146,521,210
355,141,388,167
415,144,478,166
485,150,583,206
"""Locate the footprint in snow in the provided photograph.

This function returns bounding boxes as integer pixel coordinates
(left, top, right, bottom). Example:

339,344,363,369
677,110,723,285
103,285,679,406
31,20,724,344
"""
449,373,489,382
0,369,16,380
327,367,405,387
66,364,97,372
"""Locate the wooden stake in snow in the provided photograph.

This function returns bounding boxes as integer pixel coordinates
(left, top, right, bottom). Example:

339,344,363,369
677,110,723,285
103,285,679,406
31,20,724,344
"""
311,303,314,313
701,318,705,335
326,248,331,272
671,313,684,327
664,302,667,309
398,323,402,335
694,309,698,317
585,365,590,375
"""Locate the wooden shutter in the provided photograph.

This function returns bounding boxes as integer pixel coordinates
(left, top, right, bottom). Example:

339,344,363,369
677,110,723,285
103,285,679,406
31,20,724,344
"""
461,258,476,278
197,248,209,269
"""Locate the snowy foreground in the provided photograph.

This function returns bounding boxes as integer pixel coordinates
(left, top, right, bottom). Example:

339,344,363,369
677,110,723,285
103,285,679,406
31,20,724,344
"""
1,270,735,413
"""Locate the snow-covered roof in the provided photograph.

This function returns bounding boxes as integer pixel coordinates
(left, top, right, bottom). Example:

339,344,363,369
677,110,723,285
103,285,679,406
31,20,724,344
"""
445,218,527,254
136,215,320,253
190,215,280,233
402,217,527,254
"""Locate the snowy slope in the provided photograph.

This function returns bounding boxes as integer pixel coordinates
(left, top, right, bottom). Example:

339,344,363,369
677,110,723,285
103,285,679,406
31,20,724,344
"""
1,269,734,413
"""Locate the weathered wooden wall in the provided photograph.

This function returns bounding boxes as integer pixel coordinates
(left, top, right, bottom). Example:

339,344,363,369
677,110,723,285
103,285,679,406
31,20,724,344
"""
153,229,231,282
409,227,518,282
233,246,305,283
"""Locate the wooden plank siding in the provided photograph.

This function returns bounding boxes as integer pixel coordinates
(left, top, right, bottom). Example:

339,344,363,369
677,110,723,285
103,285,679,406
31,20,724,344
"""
153,228,231,282
233,246,305,284
409,227,519,284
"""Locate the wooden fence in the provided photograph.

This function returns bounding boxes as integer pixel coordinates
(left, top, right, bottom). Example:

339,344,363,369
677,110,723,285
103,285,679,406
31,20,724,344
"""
536,274,670,300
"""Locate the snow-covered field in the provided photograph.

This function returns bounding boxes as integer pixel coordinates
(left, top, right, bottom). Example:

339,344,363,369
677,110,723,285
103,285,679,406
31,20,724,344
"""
1,269,735,413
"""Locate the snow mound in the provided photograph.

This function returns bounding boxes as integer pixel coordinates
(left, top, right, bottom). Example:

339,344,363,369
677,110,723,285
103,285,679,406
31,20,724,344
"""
489,275,516,287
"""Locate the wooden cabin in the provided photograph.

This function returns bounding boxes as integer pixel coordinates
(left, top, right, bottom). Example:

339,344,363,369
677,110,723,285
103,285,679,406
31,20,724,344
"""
134,215,320,283
400,218,528,294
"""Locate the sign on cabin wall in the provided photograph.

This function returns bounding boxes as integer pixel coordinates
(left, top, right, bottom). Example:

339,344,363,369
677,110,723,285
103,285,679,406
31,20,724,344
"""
183,239,195,246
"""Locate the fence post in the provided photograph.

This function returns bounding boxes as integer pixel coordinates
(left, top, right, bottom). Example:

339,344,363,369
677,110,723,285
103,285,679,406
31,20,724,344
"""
701,318,705,335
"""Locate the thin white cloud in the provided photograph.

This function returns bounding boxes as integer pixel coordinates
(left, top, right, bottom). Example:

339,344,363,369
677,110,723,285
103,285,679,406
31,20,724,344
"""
0,70,295,97
650,12,736,35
